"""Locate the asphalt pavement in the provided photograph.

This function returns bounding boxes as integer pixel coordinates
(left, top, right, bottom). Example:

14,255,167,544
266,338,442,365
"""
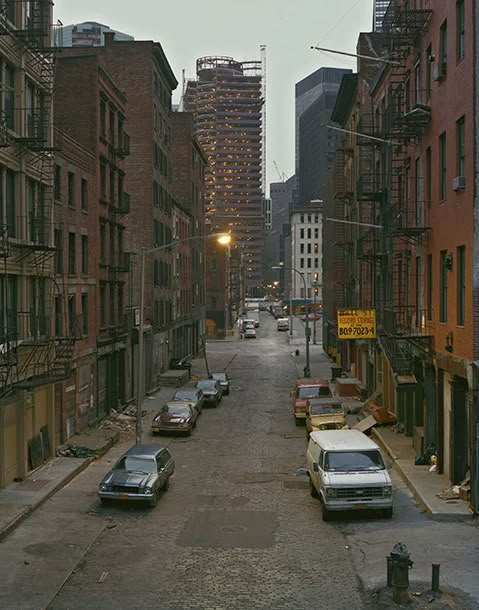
0,311,477,610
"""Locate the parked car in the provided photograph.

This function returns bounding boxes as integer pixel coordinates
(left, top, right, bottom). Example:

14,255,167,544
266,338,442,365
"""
98,445,174,508
244,328,256,339
151,401,197,436
306,430,393,520
291,378,332,425
172,388,204,414
300,313,322,321
196,378,223,406
210,372,230,395
277,318,289,331
244,318,259,328
305,398,347,435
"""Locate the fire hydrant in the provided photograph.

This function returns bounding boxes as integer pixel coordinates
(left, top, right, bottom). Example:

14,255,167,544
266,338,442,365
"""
390,542,413,605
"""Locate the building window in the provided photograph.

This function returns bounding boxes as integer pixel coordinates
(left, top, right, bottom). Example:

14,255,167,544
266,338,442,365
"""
307,228,311,239
81,292,88,335
457,0,465,61
300,214,304,223
68,294,76,336
314,258,319,268
118,285,123,324
314,228,319,239
68,231,76,275
300,243,304,254
68,172,75,208
109,285,115,324
55,165,62,201
109,167,115,203
440,20,448,68
300,258,304,269
425,146,432,208
314,243,319,253
457,245,465,326
154,260,159,286
5,169,15,237
426,44,432,98
100,163,107,201
100,284,106,327
54,295,62,336
4,63,15,131
81,235,88,274
427,254,432,321
54,226,63,274
100,223,106,264
439,132,447,200
100,98,106,137
307,258,312,268
307,243,311,254
440,250,448,323
81,178,88,210
300,228,304,239
456,116,465,178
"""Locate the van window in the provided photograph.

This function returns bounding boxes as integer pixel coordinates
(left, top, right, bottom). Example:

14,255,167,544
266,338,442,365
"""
297,386,331,399
324,450,385,472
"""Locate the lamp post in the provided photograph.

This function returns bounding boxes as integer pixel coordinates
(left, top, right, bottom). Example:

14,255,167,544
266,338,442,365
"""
312,282,317,345
272,265,310,377
136,232,231,444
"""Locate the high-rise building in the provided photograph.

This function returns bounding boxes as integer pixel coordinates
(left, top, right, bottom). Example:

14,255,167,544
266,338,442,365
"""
60,22,133,47
184,55,265,288
373,0,391,31
295,67,351,175
296,67,351,207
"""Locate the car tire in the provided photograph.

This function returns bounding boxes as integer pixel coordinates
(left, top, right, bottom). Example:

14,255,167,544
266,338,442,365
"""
322,505,331,521
187,427,192,436
309,477,319,498
162,476,170,491
149,490,159,508
100,497,111,506
383,507,393,519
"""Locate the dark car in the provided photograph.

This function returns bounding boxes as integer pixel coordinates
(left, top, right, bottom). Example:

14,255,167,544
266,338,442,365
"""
210,372,230,395
98,445,174,507
151,402,198,436
196,378,222,407
169,358,192,377
172,388,204,413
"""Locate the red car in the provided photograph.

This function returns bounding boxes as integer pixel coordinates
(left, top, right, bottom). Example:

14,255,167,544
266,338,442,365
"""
300,313,322,321
151,401,197,436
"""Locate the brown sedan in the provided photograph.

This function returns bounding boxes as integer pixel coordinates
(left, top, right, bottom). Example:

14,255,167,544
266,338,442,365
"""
151,401,197,436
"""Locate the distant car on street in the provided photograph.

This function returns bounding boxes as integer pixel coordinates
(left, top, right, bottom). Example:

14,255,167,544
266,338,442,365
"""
98,445,174,507
300,313,322,321
196,378,223,406
152,402,198,436
244,328,257,339
172,388,204,414
277,318,289,331
210,372,230,395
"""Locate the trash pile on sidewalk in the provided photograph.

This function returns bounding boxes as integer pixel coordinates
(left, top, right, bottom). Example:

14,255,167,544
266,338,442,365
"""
56,405,147,458
436,473,471,503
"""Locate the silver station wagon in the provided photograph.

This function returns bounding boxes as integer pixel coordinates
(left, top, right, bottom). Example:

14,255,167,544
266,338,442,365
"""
98,445,175,507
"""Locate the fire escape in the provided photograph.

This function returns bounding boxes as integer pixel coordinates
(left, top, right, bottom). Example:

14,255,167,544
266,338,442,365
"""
378,0,433,376
0,1,75,395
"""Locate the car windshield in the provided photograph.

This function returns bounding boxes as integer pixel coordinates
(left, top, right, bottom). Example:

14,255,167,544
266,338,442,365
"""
211,373,226,381
162,405,191,416
114,456,157,473
324,450,385,472
310,404,343,415
297,386,331,399
197,380,216,390
174,391,195,401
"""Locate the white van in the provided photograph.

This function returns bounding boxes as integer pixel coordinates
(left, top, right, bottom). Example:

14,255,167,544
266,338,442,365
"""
277,318,289,331
306,430,393,521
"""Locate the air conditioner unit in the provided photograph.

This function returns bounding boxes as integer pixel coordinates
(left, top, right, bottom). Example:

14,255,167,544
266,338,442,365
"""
452,176,465,191
432,62,447,81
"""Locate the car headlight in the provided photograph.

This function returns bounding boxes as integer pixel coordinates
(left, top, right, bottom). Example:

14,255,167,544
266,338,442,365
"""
100,484,109,491
144,486,153,494
326,488,337,498
383,486,392,496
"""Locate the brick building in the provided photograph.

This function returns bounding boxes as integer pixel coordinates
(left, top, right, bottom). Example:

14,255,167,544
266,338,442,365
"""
57,34,178,396
170,112,207,356
325,1,479,512
54,54,130,421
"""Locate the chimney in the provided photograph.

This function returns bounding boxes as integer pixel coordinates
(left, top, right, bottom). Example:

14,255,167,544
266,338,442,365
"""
103,31,115,46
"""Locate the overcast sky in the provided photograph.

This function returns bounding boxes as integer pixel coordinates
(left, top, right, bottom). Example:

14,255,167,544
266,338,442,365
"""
54,0,373,190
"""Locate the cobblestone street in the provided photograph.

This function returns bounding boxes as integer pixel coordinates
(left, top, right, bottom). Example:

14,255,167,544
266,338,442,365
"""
0,312,478,609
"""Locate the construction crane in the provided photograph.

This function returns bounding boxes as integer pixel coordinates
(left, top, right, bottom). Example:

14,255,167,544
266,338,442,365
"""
273,160,287,183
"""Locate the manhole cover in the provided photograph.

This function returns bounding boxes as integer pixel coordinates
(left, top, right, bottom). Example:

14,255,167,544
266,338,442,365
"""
220,525,247,534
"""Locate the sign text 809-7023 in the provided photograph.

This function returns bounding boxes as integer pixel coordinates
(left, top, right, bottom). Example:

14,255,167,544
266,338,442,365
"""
337,308,376,340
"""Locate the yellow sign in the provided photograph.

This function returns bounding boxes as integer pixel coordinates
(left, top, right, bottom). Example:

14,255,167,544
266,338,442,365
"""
337,308,376,339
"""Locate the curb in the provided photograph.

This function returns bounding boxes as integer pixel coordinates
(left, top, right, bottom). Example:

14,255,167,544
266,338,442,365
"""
0,457,92,542
371,428,473,522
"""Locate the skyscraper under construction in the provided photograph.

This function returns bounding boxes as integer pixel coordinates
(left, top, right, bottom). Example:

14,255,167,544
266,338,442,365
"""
184,55,265,288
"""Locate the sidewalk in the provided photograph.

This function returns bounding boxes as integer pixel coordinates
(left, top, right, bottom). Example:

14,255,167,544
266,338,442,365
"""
0,426,120,541
372,426,474,521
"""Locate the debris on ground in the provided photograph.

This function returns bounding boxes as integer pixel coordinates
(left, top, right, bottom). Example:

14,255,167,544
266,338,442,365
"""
437,473,471,502
56,445,92,458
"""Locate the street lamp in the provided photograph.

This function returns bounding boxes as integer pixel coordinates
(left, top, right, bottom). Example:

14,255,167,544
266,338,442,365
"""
271,265,310,378
136,232,231,444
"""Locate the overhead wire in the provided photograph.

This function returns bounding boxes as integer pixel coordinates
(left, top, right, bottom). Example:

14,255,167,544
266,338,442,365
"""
315,0,364,47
